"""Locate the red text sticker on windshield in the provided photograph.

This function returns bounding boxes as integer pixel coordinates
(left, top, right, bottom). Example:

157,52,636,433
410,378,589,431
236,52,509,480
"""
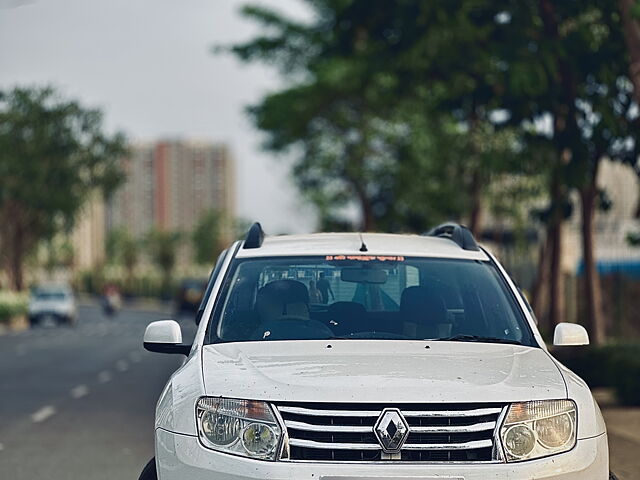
325,255,405,262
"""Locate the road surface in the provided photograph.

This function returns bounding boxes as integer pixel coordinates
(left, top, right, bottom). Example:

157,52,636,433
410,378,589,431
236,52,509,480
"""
0,303,194,480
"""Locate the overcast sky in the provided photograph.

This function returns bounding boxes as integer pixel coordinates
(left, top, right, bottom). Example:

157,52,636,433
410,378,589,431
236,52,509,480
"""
0,0,316,234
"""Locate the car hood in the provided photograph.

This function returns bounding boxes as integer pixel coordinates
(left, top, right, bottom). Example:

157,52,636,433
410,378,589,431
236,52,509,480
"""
201,340,566,403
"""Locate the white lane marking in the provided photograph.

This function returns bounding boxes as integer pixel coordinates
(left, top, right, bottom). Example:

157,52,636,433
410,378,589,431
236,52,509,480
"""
115,360,129,372
0,442,4,451
70,385,89,399
31,406,56,423
97,371,112,383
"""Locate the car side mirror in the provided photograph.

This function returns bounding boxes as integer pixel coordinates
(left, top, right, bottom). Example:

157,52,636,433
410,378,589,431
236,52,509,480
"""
143,320,191,355
553,323,589,346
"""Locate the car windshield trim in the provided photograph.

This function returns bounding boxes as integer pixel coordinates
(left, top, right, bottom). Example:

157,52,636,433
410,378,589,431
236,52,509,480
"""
433,334,525,345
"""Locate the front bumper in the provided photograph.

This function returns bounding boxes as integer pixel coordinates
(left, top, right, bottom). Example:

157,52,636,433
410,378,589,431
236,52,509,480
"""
29,311,70,321
155,428,608,480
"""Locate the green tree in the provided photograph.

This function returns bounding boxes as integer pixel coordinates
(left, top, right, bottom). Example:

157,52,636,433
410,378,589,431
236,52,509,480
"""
106,228,140,285
619,0,640,104
0,86,126,290
145,229,182,297
192,210,222,265
225,2,537,234
509,1,637,342
321,0,638,342
225,3,465,231
43,237,75,274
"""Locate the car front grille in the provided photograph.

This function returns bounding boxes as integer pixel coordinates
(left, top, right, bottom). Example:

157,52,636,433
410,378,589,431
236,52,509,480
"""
275,402,505,462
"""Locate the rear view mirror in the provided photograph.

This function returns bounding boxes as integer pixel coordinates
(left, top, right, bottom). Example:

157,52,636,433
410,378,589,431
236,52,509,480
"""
341,267,388,284
143,320,191,355
553,323,589,347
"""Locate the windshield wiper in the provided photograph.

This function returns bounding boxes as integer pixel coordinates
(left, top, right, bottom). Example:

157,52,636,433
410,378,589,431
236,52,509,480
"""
433,334,523,346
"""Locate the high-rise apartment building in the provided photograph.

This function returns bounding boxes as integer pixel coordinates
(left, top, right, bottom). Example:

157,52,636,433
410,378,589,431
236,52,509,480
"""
107,139,235,240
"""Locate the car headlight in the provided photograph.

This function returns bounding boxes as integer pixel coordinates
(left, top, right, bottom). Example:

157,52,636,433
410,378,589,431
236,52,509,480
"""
500,399,577,462
196,397,282,460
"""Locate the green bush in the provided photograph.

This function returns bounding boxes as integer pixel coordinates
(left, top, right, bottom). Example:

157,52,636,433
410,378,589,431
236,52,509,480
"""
554,346,612,389
554,343,640,406
605,345,640,406
0,291,28,323
75,269,179,300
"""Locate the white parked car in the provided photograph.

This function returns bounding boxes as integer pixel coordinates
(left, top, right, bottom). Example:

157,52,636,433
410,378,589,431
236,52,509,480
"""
140,223,611,480
28,284,77,327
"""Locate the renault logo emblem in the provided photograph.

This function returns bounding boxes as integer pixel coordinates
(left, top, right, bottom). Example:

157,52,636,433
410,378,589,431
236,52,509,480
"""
374,408,410,453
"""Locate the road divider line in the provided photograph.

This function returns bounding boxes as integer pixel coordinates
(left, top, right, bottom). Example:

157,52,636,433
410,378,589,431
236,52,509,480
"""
31,406,56,423
116,360,129,372
97,371,112,383
70,385,89,399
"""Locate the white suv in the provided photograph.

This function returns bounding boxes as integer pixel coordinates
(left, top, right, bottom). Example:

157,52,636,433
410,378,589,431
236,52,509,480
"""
140,223,610,480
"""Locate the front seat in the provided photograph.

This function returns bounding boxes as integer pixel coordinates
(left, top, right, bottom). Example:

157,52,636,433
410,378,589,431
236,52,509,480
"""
255,279,310,321
252,279,332,340
400,286,448,339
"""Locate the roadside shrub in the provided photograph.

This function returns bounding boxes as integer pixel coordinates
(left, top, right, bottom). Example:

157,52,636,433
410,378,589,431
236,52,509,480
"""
554,343,640,406
0,291,28,323
74,269,179,300
606,345,640,406
553,346,609,388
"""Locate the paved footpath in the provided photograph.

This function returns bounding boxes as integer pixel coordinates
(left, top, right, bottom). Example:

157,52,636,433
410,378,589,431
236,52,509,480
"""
603,407,640,480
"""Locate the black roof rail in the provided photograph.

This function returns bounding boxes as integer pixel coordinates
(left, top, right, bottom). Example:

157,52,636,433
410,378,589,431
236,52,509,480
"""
427,222,479,251
243,222,265,249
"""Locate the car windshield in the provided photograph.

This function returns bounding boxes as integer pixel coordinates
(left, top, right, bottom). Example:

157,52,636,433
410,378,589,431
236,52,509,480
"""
33,289,69,300
207,255,536,346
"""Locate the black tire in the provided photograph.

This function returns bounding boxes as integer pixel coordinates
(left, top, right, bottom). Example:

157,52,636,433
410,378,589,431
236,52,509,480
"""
610,473,618,480
138,458,157,480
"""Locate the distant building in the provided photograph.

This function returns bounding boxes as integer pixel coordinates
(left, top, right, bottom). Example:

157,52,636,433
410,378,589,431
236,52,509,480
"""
71,191,106,270
565,159,640,271
107,139,235,240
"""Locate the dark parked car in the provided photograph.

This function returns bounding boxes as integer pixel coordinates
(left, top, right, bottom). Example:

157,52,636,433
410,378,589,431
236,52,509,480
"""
175,278,207,316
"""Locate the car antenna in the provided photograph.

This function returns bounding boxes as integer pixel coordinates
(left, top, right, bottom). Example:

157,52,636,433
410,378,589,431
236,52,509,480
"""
358,232,368,252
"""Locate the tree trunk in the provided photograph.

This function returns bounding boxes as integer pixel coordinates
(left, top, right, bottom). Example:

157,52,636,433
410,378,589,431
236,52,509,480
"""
531,232,551,331
548,218,565,328
620,0,640,104
547,171,566,329
358,189,375,232
619,0,640,219
538,0,575,331
0,204,27,291
579,165,606,345
468,167,483,237
8,222,25,291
